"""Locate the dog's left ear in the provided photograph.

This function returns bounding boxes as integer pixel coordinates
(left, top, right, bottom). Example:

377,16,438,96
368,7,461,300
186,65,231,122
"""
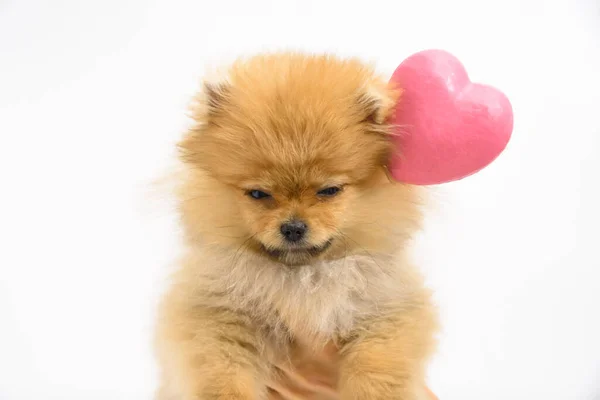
357,83,400,127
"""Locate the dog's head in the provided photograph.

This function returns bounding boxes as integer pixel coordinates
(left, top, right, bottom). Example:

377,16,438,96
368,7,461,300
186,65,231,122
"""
178,53,423,265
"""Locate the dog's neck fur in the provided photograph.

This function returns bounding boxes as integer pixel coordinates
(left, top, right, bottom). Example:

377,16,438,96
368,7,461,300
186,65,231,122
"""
179,244,423,350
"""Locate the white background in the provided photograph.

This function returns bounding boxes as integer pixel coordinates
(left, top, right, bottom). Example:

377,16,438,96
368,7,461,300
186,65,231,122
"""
1,0,599,399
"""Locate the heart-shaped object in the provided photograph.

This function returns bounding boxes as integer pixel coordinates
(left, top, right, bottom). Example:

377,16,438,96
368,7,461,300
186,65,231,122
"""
388,49,513,185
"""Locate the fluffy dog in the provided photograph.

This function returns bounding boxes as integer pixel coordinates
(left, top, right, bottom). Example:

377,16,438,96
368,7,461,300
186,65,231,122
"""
155,53,437,400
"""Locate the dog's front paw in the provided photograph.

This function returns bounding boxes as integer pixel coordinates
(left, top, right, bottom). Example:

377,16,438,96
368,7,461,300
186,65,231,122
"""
339,373,422,400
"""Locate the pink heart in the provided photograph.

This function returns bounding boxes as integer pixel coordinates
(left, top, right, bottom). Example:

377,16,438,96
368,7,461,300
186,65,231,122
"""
388,49,513,185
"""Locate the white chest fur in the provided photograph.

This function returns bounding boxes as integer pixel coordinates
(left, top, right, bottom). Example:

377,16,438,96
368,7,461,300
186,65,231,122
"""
212,253,405,342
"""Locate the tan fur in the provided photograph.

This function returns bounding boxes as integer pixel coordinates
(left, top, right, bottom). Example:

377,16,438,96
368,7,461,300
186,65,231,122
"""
155,53,438,400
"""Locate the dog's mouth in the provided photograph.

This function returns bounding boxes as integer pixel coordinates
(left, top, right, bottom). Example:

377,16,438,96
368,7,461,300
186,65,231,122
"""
261,239,333,263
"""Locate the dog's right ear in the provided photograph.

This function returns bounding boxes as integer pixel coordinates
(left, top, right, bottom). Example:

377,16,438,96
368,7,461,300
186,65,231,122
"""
189,81,230,124
203,82,230,113
181,81,231,163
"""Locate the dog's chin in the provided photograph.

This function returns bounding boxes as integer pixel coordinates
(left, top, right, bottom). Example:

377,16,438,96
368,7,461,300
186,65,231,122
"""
260,239,333,266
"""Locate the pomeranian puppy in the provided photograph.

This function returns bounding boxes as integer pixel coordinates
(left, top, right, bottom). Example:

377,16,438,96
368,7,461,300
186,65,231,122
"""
155,53,438,400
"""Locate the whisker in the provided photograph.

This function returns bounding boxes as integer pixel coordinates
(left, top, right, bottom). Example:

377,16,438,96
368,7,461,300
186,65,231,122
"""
226,234,257,289
335,229,388,278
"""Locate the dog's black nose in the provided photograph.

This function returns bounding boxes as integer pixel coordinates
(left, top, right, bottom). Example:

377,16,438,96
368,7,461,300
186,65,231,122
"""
280,220,307,243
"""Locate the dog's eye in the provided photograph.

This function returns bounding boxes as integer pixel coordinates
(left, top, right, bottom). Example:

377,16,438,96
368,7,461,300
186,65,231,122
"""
248,189,271,200
317,186,342,197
